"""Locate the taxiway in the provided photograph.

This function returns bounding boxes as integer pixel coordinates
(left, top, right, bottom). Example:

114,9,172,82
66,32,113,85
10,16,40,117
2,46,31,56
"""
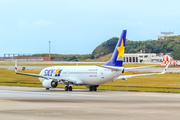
0,86,180,120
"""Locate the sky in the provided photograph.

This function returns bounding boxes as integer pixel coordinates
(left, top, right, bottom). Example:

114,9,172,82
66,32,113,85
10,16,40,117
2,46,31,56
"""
0,0,180,56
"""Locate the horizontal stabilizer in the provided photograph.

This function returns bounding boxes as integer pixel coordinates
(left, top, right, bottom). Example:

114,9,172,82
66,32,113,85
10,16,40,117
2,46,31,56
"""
96,65,123,71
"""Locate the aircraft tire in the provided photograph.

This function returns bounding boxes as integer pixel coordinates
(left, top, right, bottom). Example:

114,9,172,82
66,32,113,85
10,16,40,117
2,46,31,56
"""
69,86,72,91
89,86,94,91
65,86,69,91
94,86,97,91
46,88,49,90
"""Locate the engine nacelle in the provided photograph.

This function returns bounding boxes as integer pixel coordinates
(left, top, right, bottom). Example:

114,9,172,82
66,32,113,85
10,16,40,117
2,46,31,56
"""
42,80,58,88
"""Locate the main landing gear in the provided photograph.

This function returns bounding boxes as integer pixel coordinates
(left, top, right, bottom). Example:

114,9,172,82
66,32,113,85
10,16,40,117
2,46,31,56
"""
89,85,99,91
65,86,72,91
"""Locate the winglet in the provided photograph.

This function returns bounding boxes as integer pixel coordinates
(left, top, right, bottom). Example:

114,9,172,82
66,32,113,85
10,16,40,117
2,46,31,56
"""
15,60,17,73
161,62,170,74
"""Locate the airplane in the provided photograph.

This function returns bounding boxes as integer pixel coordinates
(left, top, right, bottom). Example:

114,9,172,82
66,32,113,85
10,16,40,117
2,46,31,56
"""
14,30,170,91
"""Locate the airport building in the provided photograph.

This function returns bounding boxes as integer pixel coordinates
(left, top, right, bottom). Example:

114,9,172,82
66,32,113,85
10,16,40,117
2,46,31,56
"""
124,53,163,63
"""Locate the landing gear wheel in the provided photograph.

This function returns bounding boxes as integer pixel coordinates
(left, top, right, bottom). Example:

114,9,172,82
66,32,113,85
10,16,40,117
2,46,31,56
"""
94,87,97,91
46,88,49,90
69,86,72,91
89,86,94,91
65,86,69,91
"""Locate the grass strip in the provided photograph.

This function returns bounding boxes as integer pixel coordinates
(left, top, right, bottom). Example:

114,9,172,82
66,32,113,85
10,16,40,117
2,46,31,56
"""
1,69,180,93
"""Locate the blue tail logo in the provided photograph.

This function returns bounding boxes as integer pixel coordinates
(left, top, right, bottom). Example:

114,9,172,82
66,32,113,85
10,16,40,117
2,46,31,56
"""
103,30,127,67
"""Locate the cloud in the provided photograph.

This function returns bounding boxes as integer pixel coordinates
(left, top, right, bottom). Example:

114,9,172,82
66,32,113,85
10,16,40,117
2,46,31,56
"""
19,21,26,26
34,20,53,25
17,19,28,27
17,19,54,28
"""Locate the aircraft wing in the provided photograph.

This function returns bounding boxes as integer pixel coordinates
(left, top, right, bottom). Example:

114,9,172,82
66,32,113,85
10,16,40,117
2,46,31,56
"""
117,73,162,80
117,63,169,80
15,60,83,84
15,70,82,84
16,72,44,78
15,71,62,82
14,60,61,82
124,65,157,70
96,65,157,72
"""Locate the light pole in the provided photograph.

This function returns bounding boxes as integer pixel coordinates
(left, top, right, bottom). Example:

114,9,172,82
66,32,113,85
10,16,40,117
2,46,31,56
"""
48,41,51,59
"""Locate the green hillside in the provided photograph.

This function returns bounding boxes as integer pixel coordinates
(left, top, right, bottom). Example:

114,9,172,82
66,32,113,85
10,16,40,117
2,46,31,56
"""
92,37,119,59
92,35,180,60
30,35,180,61
84,53,113,62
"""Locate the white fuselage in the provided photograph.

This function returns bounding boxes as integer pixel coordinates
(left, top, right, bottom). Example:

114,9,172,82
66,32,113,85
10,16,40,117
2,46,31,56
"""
38,66,123,85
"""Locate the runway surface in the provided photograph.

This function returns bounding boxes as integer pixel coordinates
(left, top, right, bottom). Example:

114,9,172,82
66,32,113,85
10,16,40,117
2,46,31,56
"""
1,86,180,120
0,66,180,72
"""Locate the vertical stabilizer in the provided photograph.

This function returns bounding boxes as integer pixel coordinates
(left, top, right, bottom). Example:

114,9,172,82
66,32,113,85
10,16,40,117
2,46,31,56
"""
103,30,127,67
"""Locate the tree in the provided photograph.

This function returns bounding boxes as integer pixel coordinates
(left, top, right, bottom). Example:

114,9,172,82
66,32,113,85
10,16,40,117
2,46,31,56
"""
172,45,180,60
67,56,78,61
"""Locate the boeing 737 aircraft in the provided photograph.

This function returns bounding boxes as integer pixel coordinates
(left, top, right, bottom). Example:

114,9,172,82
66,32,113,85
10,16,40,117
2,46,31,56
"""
14,30,169,91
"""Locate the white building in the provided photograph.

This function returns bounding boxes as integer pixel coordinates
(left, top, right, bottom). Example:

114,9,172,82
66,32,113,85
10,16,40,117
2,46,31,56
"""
124,53,163,63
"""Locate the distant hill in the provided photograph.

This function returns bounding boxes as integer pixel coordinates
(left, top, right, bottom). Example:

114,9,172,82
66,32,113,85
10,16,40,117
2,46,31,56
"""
84,53,113,62
92,35,180,60
31,35,180,61
92,37,119,59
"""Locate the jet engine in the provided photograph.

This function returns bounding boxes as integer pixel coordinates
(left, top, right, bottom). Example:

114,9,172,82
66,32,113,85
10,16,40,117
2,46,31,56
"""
42,79,58,88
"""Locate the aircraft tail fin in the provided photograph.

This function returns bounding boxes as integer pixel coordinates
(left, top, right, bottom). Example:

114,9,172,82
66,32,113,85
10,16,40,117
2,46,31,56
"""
103,30,127,67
